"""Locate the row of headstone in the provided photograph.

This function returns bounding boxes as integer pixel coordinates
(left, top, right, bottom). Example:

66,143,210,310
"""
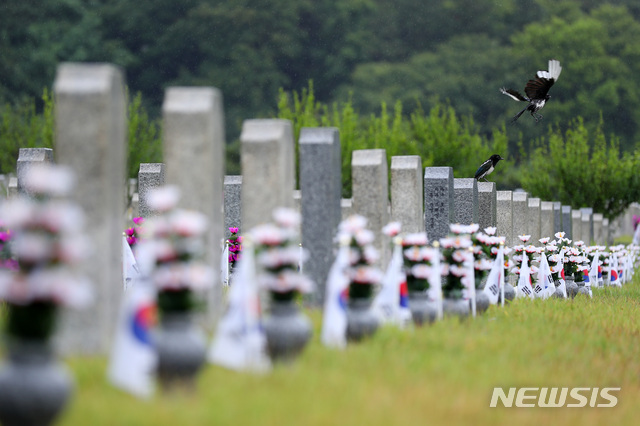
17,63,230,355
5,61,629,357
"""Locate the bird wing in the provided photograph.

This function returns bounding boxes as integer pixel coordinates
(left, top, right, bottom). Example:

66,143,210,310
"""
500,88,529,102
526,60,561,100
524,76,555,100
474,159,492,179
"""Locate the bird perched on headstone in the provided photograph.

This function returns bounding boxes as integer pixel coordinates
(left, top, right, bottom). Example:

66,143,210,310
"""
500,59,562,122
475,154,504,182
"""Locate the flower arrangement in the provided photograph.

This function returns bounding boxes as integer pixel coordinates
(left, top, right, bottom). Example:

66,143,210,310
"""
564,245,587,282
440,224,474,299
124,217,145,247
0,223,17,271
0,164,92,340
253,208,313,302
511,235,540,276
472,227,503,288
401,231,433,293
338,215,383,300
227,227,242,275
144,186,213,314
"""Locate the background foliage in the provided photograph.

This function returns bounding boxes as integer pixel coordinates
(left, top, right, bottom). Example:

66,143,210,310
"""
2,0,640,217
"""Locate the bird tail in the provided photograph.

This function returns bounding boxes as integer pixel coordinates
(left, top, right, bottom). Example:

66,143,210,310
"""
500,88,528,102
510,106,528,123
548,59,562,81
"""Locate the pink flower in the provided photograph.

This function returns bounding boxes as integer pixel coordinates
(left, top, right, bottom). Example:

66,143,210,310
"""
229,227,239,234
126,236,137,246
125,227,136,236
133,217,145,225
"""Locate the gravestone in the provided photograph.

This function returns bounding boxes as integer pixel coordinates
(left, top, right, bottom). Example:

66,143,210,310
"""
299,127,342,305
453,178,478,225
496,191,513,246
593,213,604,245
512,192,529,240
540,201,554,241
527,198,541,243
352,149,389,265
17,148,55,196
128,178,137,199
391,156,424,233
163,87,225,321
130,193,139,219
561,205,573,240
341,198,353,220
137,163,165,218
477,182,496,230
223,175,242,239
240,119,295,230
580,207,593,244
292,190,302,215
571,210,582,242
0,174,6,198
54,63,126,354
7,177,17,199
424,167,454,241
602,218,610,246
553,202,562,234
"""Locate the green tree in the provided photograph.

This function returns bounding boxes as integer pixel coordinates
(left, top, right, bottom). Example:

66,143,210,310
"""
0,90,54,174
521,117,640,219
127,91,162,179
277,83,509,197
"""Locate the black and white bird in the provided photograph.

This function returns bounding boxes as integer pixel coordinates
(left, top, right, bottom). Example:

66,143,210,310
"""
475,154,504,182
500,59,562,122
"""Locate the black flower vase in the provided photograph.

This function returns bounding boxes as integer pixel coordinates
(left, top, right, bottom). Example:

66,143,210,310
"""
565,274,578,299
474,273,490,314
0,303,72,426
345,283,378,341
442,278,470,318
156,290,206,391
408,291,437,326
263,291,312,363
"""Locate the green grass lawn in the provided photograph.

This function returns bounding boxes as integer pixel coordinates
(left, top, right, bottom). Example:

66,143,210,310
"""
24,279,640,425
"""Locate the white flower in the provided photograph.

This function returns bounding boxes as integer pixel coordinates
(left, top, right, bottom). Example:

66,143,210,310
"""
404,247,422,262
474,258,493,271
12,232,53,263
382,221,402,237
339,215,368,234
403,232,428,246
354,229,375,246
452,249,472,264
410,264,432,279
171,210,208,237
147,185,180,212
518,234,531,242
555,231,565,239
574,240,585,247
273,207,301,229
350,265,383,284
449,223,479,235
449,265,467,277
539,237,550,244
362,245,380,264
0,198,35,229
484,226,497,236
252,223,286,246
23,164,75,196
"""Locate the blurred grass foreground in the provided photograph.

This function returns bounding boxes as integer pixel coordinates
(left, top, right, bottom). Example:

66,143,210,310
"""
40,278,640,425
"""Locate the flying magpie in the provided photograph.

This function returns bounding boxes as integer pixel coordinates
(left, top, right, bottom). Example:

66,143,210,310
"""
500,59,562,123
475,154,504,182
